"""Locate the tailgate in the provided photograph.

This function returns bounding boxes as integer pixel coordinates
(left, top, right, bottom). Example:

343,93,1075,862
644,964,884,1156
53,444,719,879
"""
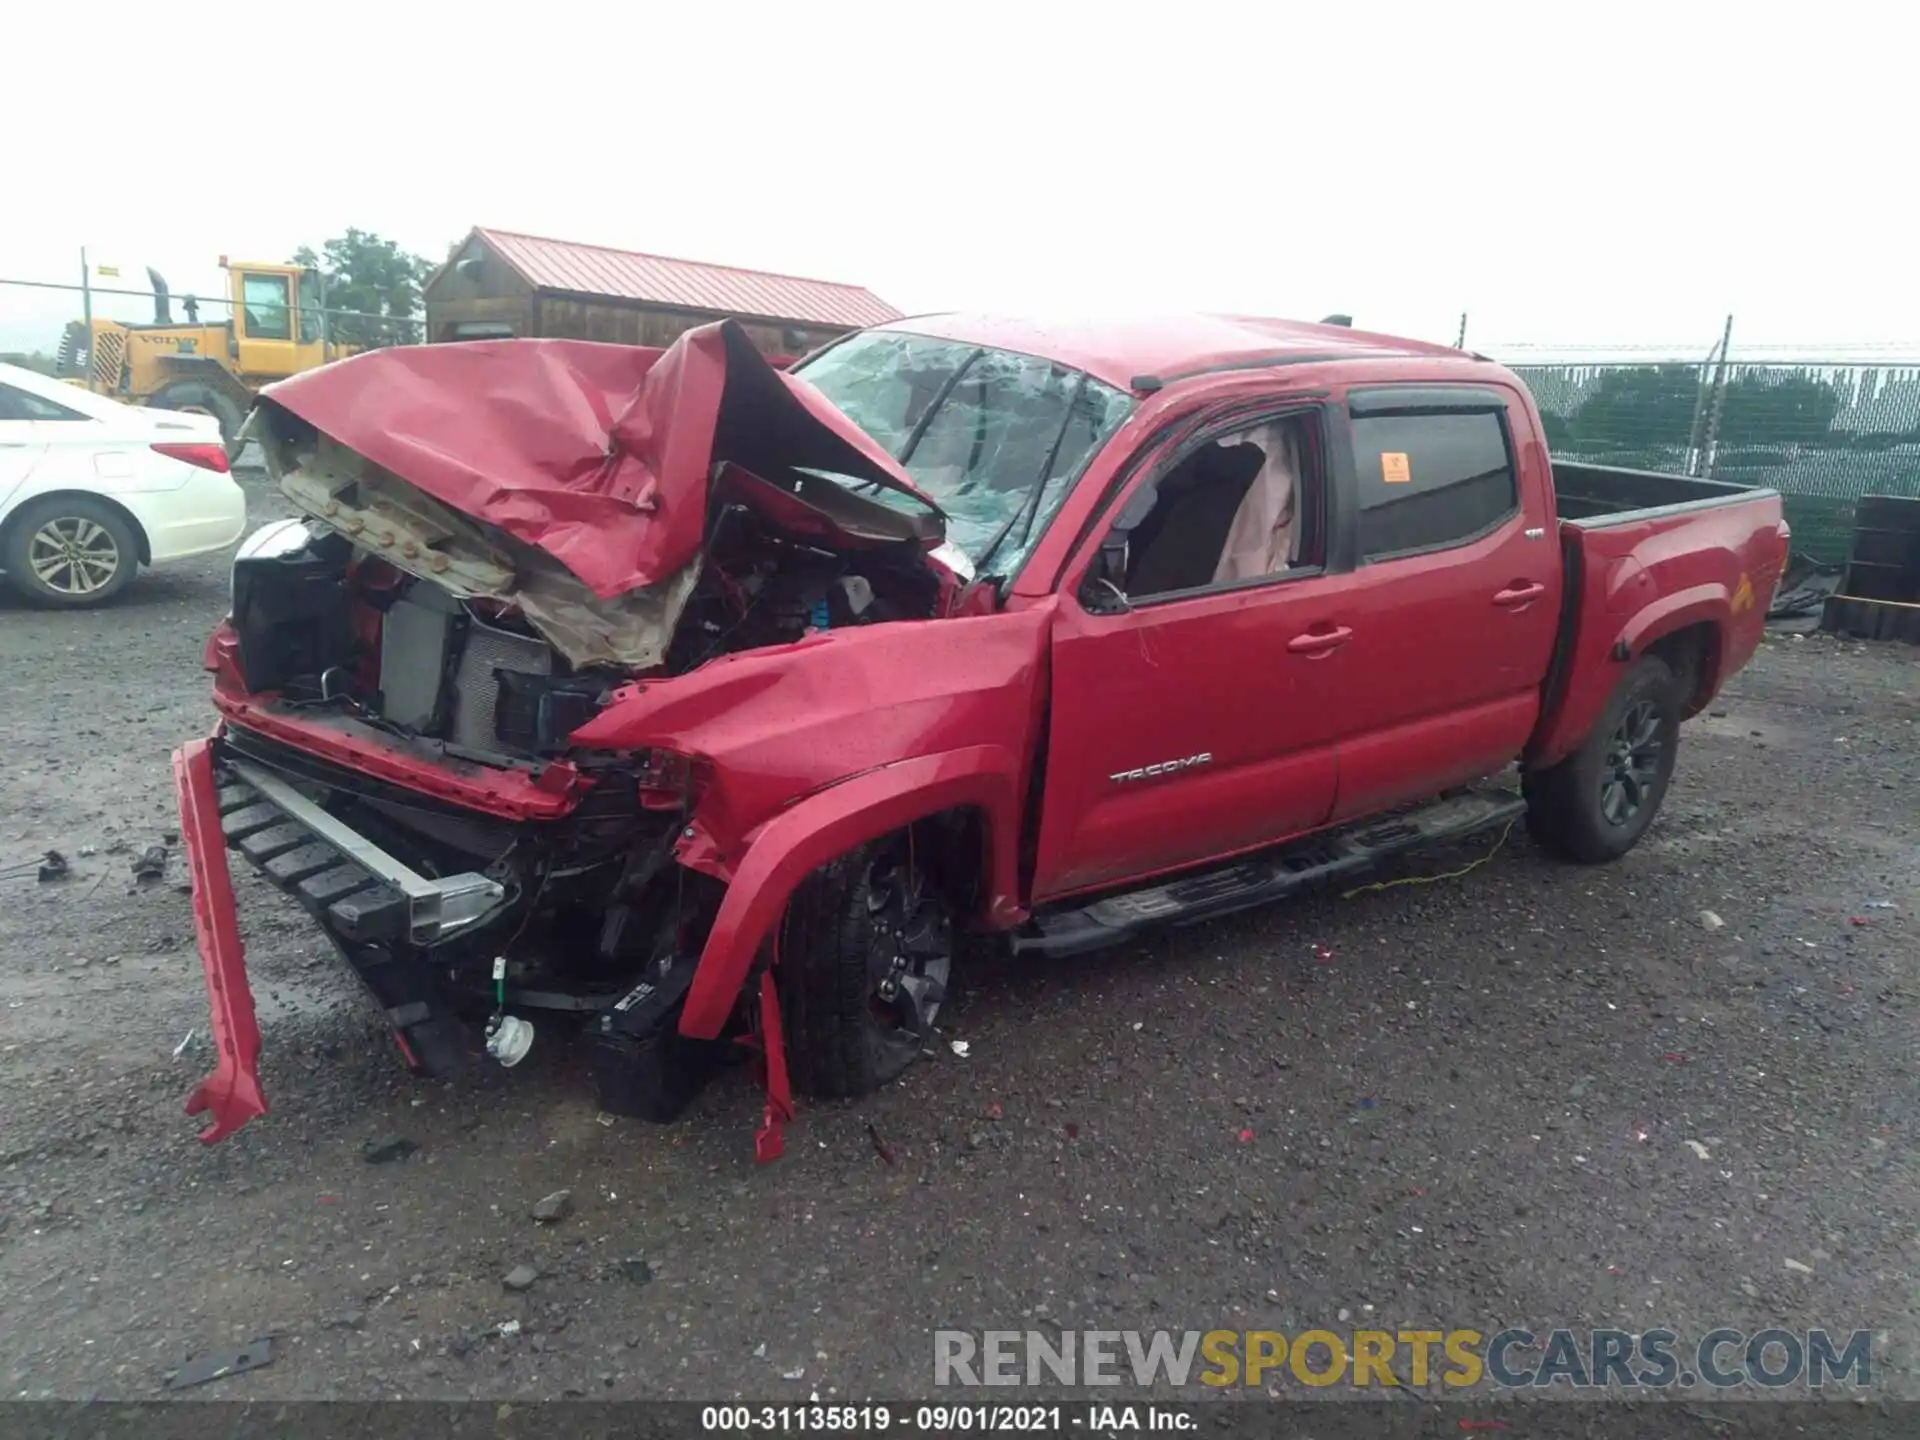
1528,491,1788,767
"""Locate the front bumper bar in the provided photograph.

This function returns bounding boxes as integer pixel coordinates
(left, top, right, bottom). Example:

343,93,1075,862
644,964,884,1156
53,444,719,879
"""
220,758,504,944
174,738,267,1143
174,734,508,1143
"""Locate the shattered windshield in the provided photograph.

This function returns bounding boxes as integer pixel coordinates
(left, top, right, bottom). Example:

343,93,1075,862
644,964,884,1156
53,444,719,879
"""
793,331,1132,576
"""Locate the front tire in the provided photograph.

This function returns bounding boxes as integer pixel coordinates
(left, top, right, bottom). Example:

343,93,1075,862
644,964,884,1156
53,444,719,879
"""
780,837,955,1099
1525,654,1682,863
2,496,140,607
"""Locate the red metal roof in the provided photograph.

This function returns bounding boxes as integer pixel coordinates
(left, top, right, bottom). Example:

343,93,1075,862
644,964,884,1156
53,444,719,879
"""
472,227,902,330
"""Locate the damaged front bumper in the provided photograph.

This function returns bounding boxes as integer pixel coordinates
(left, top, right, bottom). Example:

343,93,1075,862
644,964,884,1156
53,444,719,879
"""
173,732,514,1143
173,738,266,1143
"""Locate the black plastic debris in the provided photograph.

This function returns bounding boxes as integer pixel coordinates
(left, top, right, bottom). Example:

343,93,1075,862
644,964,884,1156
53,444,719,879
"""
131,845,169,882
1767,553,1842,621
361,1136,418,1164
168,1337,274,1390
37,851,69,884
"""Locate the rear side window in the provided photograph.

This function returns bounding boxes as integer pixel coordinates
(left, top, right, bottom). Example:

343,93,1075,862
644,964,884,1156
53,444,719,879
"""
1351,410,1517,559
0,383,86,421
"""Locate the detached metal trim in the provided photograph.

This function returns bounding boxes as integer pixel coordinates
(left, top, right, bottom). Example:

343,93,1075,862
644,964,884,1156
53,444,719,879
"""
227,759,505,941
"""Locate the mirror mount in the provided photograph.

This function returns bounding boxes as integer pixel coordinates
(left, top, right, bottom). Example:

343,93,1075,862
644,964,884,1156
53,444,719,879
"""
1078,537,1133,614
1080,575,1131,616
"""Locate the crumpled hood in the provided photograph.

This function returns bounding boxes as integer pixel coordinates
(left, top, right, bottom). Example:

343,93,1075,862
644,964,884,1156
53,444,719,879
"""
257,319,940,600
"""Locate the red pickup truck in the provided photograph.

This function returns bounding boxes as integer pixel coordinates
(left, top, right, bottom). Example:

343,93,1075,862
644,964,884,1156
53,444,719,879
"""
175,315,1788,1157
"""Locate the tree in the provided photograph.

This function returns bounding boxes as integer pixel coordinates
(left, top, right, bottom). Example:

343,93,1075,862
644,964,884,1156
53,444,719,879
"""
0,350,57,377
1718,371,1841,446
1538,408,1576,452
1569,365,1703,451
291,229,434,349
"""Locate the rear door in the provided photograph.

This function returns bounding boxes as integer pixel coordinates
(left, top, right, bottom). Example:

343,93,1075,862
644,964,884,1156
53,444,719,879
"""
1031,402,1355,899
1325,384,1560,821
0,381,65,509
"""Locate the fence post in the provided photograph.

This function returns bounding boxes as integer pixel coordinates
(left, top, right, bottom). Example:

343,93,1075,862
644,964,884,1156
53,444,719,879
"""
1701,314,1734,477
78,247,93,390
316,268,330,357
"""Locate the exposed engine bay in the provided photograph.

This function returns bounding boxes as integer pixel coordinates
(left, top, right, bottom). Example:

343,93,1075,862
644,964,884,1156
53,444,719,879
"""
206,365,962,1118
239,416,951,768
182,322,1018,1153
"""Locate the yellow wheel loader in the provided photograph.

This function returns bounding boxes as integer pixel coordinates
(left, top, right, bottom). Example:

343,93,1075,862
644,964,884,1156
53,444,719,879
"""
62,261,347,443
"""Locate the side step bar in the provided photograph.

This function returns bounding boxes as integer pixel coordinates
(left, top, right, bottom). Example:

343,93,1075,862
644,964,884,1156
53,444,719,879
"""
1012,788,1524,958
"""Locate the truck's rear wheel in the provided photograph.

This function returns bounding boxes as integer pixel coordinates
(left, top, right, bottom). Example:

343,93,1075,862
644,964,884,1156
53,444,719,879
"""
150,382,246,446
780,836,954,1098
1524,654,1682,863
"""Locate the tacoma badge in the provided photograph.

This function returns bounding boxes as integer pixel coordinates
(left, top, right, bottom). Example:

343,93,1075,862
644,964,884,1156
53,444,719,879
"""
1109,752,1212,784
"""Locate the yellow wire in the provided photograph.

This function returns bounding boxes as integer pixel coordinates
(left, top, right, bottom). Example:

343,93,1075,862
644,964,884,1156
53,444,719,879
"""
1340,819,1516,901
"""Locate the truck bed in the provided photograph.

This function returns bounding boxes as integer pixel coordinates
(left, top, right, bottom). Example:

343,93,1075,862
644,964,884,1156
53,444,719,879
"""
1551,461,1767,526
1528,460,1789,770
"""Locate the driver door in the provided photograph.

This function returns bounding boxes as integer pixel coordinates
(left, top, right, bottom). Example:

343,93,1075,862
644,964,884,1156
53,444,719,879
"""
233,269,298,377
1030,403,1356,900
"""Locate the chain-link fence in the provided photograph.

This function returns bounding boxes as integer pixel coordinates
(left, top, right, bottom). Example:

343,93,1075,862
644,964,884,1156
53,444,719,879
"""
1505,354,1920,565
0,274,424,381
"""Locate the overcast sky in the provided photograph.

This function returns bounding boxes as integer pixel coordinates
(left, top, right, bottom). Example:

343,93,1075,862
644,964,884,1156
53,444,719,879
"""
4,1,1909,360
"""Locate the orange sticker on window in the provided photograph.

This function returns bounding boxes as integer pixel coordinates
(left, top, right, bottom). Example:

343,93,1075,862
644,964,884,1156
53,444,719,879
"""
1381,452,1411,484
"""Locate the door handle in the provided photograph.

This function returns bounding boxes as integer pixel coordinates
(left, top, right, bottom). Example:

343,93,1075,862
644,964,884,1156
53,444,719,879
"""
1493,582,1547,608
1287,625,1352,655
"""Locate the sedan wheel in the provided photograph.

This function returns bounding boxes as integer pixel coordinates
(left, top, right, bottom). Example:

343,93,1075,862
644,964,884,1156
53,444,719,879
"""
30,516,123,597
2,497,140,607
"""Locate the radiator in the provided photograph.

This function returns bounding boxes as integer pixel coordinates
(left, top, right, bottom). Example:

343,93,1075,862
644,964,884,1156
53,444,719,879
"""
449,614,552,752
378,586,460,731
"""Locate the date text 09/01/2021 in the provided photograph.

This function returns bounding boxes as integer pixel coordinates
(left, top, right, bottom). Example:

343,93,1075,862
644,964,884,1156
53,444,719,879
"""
699,1404,1187,1432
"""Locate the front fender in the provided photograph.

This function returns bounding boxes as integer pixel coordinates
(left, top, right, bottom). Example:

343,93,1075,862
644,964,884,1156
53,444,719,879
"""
677,745,1024,1039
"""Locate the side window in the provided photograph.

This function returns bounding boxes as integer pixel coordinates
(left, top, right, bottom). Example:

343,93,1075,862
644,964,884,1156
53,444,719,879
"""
297,269,323,344
1351,410,1517,560
241,274,292,340
1103,412,1322,604
0,383,87,422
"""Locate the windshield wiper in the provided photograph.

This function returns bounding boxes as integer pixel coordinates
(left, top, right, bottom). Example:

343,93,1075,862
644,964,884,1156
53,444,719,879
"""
897,349,982,466
850,349,983,496
971,371,1089,581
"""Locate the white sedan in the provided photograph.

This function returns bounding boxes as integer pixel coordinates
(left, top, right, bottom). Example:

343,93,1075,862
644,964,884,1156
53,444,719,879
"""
0,361,247,606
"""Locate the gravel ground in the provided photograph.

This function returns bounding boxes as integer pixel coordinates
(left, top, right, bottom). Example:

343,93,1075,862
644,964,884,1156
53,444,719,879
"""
0,475,1915,1402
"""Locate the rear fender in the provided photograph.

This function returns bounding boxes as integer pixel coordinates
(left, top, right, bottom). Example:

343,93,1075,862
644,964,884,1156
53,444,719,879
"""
1620,587,1733,711
1529,557,1738,769
1617,583,1732,664
677,746,1024,1039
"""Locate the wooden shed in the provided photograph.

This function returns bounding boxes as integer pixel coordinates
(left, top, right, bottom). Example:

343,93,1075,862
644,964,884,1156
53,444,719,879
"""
423,227,903,360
